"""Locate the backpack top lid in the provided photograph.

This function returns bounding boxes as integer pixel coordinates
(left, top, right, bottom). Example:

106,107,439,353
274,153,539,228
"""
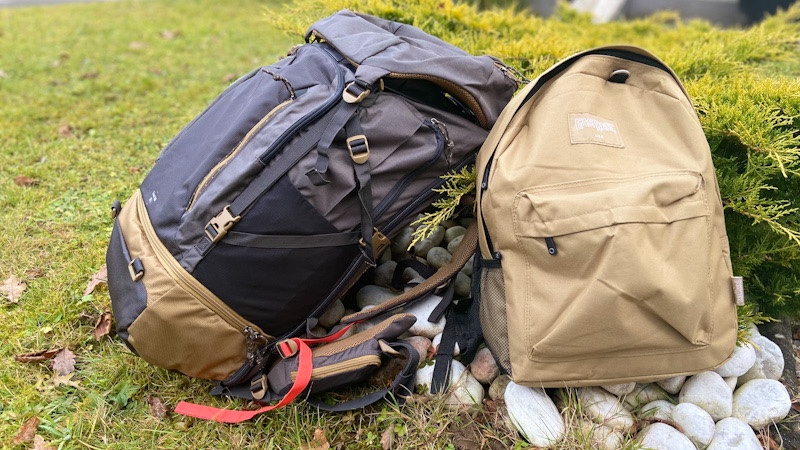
306,9,518,129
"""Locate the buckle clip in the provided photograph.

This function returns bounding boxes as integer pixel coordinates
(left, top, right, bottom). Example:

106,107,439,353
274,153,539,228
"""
205,205,241,243
347,135,370,164
342,81,371,104
249,375,268,400
276,339,299,359
128,258,144,282
372,228,390,258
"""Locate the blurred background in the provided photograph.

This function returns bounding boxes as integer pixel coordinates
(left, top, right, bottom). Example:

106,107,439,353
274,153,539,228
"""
529,0,796,25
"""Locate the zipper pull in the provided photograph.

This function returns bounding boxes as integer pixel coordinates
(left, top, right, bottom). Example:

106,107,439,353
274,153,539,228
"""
545,237,558,256
244,326,269,366
430,118,454,165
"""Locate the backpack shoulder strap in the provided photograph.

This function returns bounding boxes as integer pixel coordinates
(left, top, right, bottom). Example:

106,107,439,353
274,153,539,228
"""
341,221,478,324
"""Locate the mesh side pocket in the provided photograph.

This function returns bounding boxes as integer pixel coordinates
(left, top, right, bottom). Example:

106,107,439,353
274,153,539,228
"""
477,259,511,375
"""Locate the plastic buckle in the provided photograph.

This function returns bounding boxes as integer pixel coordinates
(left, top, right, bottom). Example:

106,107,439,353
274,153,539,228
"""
342,81,371,104
249,375,268,400
276,339,299,359
205,205,241,243
347,135,370,164
128,258,144,282
372,228,390,258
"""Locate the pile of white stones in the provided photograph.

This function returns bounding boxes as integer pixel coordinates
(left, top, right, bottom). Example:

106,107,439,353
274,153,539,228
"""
317,220,793,449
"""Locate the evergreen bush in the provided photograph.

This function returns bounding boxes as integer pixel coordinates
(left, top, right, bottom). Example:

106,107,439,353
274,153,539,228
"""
268,0,800,319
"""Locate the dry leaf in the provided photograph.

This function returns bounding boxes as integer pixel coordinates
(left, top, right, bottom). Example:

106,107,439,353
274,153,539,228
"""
1,275,26,303
380,426,394,450
52,348,76,376
13,416,39,445
58,124,74,138
52,372,80,389
129,41,146,50
160,29,182,40
33,435,57,450
14,175,37,187
222,73,238,83
147,396,168,419
92,311,113,340
301,428,330,450
15,348,61,364
25,268,45,278
0,69,8,78
84,265,108,295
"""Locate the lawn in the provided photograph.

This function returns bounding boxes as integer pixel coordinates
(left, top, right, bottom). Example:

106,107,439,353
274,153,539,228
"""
0,1,518,448
2,0,800,448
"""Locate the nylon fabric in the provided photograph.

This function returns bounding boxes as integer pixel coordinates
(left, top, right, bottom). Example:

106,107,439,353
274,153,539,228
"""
476,46,738,387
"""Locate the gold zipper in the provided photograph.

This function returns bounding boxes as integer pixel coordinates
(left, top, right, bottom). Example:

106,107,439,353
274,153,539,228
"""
186,99,294,210
290,354,381,381
136,191,269,339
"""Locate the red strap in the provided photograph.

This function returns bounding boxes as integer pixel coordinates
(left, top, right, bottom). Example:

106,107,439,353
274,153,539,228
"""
174,337,313,423
172,323,358,423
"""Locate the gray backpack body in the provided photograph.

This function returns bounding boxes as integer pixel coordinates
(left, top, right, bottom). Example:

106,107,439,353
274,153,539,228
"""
106,10,518,389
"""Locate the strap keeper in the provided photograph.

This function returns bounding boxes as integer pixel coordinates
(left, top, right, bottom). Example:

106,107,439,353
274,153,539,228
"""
128,258,144,282
205,205,241,243
343,81,371,104
277,339,299,358
347,135,370,164
249,375,268,400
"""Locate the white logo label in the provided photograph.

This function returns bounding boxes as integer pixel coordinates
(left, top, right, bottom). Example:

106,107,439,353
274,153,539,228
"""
568,113,624,148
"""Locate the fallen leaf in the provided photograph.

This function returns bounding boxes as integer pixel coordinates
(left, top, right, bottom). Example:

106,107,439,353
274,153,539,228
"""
33,435,57,450
301,428,330,450
52,348,76,376
160,29,182,40
80,72,99,80
13,175,37,187
380,426,394,450
25,268,45,278
58,124,74,138
13,416,39,445
51,372,81,389
147,396,168,419
84,265,107,295
222,73,238,83
129,41,146,50
14,348,61,363
92,311,113,340
1,275,26,303
0,69,8,78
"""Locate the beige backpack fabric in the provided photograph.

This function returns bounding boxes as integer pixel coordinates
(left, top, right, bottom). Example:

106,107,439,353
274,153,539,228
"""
475,46,739,387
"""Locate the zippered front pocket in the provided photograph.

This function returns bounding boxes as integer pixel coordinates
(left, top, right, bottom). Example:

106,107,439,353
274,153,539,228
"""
512,171,713,362
122,191,269,380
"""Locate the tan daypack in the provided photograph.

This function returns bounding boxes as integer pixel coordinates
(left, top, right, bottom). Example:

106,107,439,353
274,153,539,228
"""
475,46,740,387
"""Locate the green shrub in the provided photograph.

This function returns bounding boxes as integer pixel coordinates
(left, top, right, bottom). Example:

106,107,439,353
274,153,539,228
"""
268,0,800,319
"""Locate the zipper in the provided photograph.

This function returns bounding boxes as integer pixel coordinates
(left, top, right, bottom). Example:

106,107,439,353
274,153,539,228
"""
290,354,381,381
544,237,558,256
308,28,490,129
186,98,294,210
479,156,498,258
372,118,450,221
136,191,268,340
257,45,345,165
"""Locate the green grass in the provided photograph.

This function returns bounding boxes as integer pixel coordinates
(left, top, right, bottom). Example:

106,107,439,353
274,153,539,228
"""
0,1,526,448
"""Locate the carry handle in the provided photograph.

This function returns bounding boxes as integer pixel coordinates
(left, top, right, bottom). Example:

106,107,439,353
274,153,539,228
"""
341,222,478,324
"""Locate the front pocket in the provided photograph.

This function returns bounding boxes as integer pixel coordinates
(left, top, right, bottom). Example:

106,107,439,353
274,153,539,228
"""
513,171,714,362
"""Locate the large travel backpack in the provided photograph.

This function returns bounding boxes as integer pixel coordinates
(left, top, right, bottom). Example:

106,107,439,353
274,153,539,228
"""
106,9,517,414
475,46,739,387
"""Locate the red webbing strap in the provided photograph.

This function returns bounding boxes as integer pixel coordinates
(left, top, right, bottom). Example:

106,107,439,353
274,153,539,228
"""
172,323,357,423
